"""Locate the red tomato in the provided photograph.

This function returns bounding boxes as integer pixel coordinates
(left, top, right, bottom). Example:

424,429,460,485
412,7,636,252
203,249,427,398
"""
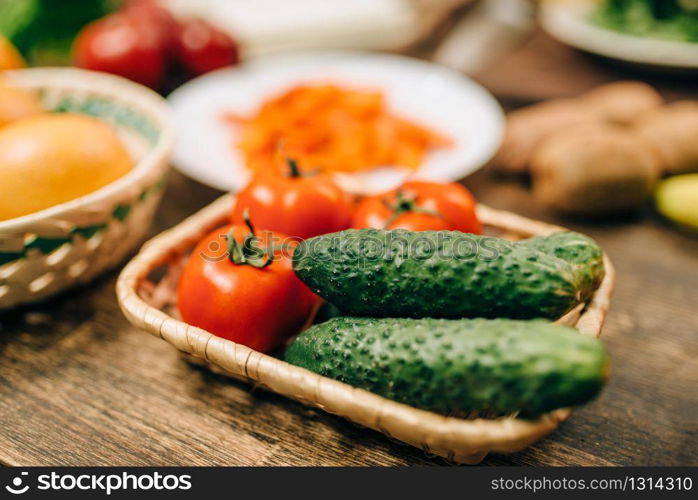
122,0,178,50
173,19,239,77
352,180,482,233
231,159,353,240
73,13,166,89
177,221,317,353
122,0,176,26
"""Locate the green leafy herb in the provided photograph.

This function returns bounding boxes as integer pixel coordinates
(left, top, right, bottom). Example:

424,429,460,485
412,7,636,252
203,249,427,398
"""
592,0,698,42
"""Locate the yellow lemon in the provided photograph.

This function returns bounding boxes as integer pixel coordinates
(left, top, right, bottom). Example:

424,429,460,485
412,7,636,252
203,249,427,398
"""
0,84,43,128
655,174,698,230
0,35,25,70
0,113,134,221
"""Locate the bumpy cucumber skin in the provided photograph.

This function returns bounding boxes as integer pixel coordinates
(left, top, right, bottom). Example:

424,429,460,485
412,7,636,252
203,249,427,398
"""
523,232,605,301
285,317,608,417
293,229,580,320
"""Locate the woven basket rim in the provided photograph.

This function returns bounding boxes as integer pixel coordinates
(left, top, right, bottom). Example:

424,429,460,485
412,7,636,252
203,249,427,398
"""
0,67,174,232
116,194,615,462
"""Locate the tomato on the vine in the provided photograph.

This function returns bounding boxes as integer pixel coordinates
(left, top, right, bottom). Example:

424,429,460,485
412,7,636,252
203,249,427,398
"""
231,158,353,240
352,180,482,233
177,215,317,353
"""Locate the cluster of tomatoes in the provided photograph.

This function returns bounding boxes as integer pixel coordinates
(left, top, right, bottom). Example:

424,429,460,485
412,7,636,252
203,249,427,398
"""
177,158,481,353
73,0,239,90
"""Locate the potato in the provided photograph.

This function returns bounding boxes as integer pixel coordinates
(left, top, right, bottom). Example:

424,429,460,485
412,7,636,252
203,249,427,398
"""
493,99,600,174
493,81,663,174
582,81,663,125
634,101,698,175
531,124,661,216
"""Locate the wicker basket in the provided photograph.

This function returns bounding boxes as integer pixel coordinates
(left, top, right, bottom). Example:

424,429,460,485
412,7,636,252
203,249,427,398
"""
0,68,174,310
116,194,614,464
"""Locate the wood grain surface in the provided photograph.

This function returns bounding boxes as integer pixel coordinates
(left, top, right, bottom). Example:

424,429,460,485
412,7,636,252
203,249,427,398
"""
1,30,697,466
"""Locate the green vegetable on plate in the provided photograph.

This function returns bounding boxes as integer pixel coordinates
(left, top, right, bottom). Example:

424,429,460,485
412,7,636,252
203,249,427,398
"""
593,0,698,43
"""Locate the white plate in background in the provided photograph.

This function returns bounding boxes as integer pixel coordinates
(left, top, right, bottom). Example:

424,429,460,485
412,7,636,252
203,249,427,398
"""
540,1,698,71
168,51,505,195
164,0,472,57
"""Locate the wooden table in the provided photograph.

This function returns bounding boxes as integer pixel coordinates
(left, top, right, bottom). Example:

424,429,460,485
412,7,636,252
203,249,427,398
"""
1,31,697,467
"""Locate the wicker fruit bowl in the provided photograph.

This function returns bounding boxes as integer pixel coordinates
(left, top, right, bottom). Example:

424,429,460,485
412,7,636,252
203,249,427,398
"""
0,68,174,310
117,194,614,464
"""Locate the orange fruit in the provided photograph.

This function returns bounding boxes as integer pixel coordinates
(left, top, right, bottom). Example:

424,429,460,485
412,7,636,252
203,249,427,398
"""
0,35,25,70
0,84,43,128
0,113,134,221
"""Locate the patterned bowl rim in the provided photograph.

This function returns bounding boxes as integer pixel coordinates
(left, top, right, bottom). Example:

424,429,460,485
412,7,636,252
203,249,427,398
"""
0,67,175,233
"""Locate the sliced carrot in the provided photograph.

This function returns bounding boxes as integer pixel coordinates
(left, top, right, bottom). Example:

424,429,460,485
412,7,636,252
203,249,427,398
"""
227,84,451,174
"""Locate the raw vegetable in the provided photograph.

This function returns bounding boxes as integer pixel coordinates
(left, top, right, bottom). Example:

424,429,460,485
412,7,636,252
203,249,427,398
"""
231,157,353,240
0,113,133,221
312,301,344,325
493,81,663,174
173,19,239,78
655,173,698,230
73,12,167,89
73,1,239,90
530,124,661,216
593,0,698,42
226,84,452,174
292,228,582,320
285,317,609,417
581,81,663,125
635,101,698,175
177,217,317,353
352,180,482,233
493,99,600,174
523,232,605,301
122,0,178,46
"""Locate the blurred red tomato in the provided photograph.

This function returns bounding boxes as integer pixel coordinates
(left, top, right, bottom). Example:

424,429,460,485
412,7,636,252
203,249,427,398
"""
122,0,178,50
352,180,482,233
74,1,240,89
173,19,239,77
73,13,166,89
122,0,175,25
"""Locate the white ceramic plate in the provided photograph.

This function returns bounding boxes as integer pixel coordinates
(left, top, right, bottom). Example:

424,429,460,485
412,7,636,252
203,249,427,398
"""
540,1,698,71
168,51,504,195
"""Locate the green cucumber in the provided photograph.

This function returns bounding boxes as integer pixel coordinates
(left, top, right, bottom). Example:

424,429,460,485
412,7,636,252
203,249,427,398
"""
285,317,609,417
523,232,605,301
293,229,581,320
313,301,345,325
